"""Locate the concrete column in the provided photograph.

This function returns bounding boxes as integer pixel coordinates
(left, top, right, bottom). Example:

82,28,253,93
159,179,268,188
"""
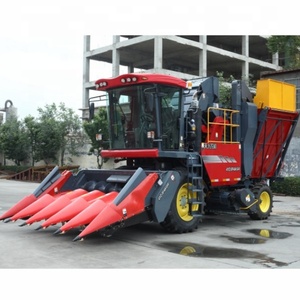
199,35,207,77
112,35,120,77
272,52,279,66
82,35,90,109
242,35,249,82
154,36,163,69
127,64,134,73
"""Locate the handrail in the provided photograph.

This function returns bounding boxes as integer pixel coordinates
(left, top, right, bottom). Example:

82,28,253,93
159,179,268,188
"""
206,107,240,143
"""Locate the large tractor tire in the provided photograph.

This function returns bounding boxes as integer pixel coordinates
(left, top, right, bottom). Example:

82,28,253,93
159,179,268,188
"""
248,184,273,220
160,178,201,233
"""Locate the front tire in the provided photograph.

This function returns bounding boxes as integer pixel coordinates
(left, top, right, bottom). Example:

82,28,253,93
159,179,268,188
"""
160,180,201,233
248,184,273,220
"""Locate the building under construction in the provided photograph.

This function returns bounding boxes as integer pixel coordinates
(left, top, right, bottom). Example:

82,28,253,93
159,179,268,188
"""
80,35,300,176
82,35,283,115
82,35,300,129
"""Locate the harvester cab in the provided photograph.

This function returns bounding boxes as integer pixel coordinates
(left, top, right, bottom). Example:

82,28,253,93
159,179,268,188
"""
1,73,299,242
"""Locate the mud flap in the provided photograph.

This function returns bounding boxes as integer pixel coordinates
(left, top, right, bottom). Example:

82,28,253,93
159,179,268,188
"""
151,170,181,223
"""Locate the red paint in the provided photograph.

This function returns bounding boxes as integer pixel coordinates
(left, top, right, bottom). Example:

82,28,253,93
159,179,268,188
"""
252,109,299,178
77,173,158,239
95,73,187,91
59,191,118,233
0,194,37,221
24,189,90,225
201,143,241,186
41,190,105,228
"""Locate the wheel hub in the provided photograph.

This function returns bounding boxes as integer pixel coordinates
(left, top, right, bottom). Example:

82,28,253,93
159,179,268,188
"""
179,195,188,207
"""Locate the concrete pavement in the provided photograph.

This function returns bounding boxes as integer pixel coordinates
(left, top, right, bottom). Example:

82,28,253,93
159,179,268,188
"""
1,178,300,268
1,178,299,298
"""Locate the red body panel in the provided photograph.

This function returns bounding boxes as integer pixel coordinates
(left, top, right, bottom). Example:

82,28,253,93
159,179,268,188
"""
0,194,37,221
76,173,159,240
0,170,73,221
10,193,57,221
41,190,105,228
59,192,118,233
201,143,241,187
251,109,299,178
95,73,187,91
24,189,99,225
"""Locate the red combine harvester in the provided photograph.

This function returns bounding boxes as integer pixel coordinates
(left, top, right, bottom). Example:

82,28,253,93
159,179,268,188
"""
1,73,299,241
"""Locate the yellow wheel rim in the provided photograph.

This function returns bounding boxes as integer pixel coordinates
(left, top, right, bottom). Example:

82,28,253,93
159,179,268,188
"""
176,183,199,222
259,191,271,213
179,246,196,256
259,229,270,238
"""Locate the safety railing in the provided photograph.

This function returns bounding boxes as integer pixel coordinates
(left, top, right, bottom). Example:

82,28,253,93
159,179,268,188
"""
205,107,240,143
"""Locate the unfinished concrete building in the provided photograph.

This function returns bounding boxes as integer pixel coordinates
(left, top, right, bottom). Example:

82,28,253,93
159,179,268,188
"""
82,35,283,119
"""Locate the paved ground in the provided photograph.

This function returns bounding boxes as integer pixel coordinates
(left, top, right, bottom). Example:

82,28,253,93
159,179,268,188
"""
0,178,299,298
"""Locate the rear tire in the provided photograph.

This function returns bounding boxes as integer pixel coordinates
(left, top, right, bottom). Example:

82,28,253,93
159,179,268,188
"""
160,178,201,233
248,184,273,220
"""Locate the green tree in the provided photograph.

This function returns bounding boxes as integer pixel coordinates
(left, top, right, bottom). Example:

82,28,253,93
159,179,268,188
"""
37,102,84,166
0,118,30,165
83,107,109,168
24,116,40,166
55,103,85,166
216,71,256,108
216,71,235,108
267,36,300,69
0,103,85,167
34,117,61,165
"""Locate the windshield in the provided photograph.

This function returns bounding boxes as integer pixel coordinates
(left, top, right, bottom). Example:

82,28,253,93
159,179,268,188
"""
106,84,182,150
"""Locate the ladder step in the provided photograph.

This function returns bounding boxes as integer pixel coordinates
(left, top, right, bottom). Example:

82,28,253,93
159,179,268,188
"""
190,213,202,217
186,154,204,216
189,163,202,167
190,203,203,206
189,199,203,205
190,176,202,180
187,185,202,190
190,186,203,190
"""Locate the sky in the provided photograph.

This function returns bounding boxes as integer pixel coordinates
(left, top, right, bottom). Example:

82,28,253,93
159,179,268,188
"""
0,33,116,120
0,1,296,121
0,11,113,120
0,1,121,120
1,34,85,119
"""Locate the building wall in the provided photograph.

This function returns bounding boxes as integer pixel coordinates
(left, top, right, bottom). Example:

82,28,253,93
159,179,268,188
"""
80,35,299,176
280,137,300,177
82,35,282,118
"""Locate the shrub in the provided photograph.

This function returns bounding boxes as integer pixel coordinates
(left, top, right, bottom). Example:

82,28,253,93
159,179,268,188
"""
270,177,300,196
